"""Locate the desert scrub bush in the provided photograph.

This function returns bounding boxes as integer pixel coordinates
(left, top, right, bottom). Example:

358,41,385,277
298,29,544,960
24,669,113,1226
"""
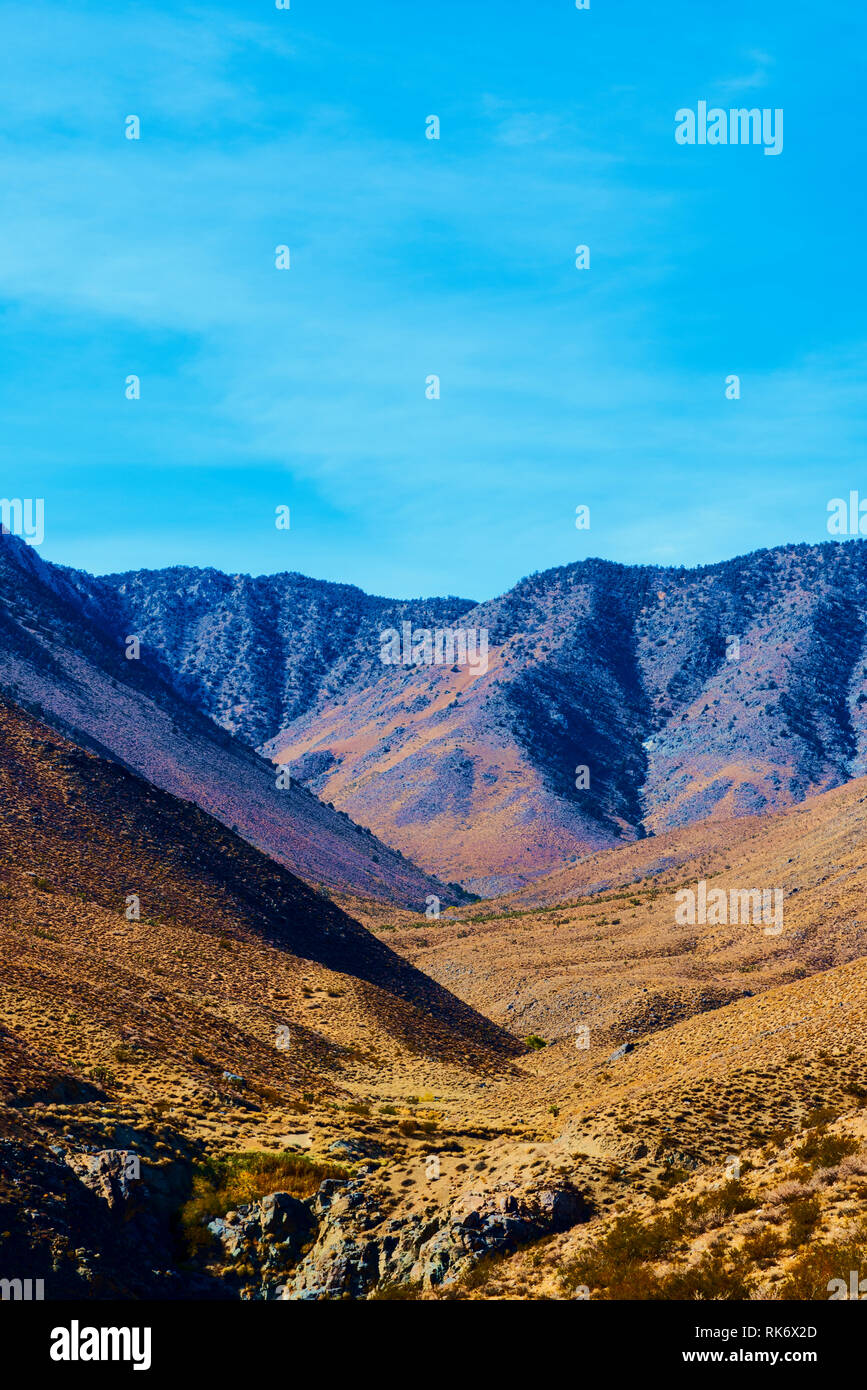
88,1065,117,1088
794,1129,859,1173
778,1233,867,1299
786,1196,822,1248
659,1245,753,1301
525,1035,547,1051
766,1178,813,1206
843,1082,867,1102
439,1253,509,1299
249,1083,282,1107
561,1227,754,1301
657,1165,691,1189
837,1150,867,1179
740,1225,784,1263
585,1262,670,1299
674,1180,758,1233
559,1212,678,1296
367,1282,422,1300
803,1106,840,1128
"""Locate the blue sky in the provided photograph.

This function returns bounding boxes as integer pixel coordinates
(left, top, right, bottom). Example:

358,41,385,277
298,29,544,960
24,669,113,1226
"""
1,0,865,599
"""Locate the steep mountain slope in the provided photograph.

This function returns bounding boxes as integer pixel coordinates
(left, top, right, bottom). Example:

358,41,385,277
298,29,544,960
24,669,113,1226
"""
0,697,519,1072
0,697,526,1298
92,542,867,894
70,564,475,748
0,531,465,908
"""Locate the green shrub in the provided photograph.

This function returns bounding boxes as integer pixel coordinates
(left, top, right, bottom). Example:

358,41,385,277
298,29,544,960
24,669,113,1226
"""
179,1150,348,1256
779,1235,867,1299
795,1130,859,1173
560,1212,677,1296
787,1196,822,1247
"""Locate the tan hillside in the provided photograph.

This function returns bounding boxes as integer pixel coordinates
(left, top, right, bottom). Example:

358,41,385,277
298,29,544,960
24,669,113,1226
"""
4,693,867,1301
385,775,867,1056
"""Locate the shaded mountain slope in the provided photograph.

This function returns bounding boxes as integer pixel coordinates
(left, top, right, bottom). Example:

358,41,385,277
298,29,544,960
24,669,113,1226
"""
72,563,475,748
0,697,519,1068
0,531,465,908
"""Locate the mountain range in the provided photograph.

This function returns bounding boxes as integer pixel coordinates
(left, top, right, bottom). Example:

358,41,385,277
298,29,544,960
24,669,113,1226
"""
4,529,867,1302
53,538,867,895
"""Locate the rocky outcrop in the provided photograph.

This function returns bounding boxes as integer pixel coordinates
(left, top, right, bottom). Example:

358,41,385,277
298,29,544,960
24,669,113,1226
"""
207,1191,316,1283
241,1174,594,1300
64,1148,145,1215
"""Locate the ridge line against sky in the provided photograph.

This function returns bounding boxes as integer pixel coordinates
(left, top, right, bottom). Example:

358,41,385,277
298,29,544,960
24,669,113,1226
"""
58,535,867,608
1,0,864,596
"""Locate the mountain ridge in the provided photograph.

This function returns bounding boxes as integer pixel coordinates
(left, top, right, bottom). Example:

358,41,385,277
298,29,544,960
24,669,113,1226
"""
83,539,867,893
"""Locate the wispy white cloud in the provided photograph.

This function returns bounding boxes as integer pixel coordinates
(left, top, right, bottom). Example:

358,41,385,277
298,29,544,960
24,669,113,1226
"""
0,2,861,597
715,48,776,98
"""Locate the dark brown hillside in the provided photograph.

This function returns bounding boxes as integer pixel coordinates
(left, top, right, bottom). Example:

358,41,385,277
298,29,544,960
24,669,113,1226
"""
0,698,518,1068
0,700,523,1300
